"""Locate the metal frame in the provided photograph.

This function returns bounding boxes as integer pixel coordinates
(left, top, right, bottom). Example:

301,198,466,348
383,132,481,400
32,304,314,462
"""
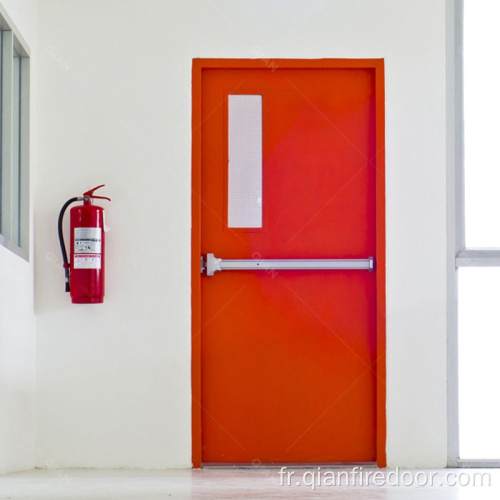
0,23,30,261
456,249,500,267
447,0,500,468
446,0,462,469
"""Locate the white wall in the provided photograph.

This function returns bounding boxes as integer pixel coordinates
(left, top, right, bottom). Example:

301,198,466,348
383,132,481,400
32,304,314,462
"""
36,0,448,468
0,0,37,475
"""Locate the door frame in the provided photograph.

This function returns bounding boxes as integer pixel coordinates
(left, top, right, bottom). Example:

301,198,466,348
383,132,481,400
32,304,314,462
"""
191,58,386,468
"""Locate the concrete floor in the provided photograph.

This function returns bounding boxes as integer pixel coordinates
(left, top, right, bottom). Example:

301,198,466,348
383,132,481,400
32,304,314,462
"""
0,468,499,499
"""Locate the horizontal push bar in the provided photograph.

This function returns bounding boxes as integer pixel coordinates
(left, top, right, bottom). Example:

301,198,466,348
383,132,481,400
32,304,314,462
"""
202,253,374,276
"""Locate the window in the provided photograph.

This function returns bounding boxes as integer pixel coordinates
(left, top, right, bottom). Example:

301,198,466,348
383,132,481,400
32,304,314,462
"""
227,95,263,229
0,27,30,259
452,0,500,465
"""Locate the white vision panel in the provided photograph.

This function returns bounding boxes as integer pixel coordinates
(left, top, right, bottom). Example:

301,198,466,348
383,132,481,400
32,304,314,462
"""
227,95,263,228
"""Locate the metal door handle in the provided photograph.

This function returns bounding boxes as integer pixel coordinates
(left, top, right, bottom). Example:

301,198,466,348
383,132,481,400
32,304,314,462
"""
201,253,374,276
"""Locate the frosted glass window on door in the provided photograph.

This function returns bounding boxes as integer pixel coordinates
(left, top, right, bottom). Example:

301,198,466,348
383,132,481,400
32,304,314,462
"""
227,95,263,228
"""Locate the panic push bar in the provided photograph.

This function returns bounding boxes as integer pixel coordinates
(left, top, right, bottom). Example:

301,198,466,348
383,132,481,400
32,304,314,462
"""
201,253,374,276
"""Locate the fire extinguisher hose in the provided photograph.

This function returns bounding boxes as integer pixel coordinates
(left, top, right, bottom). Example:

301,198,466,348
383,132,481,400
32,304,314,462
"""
58,197,81,292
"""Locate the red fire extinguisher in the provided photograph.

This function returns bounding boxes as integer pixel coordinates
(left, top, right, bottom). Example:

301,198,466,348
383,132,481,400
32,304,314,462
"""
58,185,111,304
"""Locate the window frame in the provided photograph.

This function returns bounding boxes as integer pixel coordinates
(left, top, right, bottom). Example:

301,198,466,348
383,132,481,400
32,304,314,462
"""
0,13,30,261
448,0,500,467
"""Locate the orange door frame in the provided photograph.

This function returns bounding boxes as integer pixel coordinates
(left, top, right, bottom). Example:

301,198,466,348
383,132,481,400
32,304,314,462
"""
191,58,386,468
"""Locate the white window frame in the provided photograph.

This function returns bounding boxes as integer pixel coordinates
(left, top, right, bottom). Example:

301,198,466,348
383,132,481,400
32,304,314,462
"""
447,0,500,467
0,10,30,260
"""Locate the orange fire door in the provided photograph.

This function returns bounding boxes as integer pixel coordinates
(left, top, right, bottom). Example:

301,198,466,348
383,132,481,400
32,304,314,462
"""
192,59,386,466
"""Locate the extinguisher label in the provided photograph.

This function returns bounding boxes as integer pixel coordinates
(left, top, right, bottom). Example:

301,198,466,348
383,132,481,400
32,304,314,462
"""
74,227,102,254
74,254,102,269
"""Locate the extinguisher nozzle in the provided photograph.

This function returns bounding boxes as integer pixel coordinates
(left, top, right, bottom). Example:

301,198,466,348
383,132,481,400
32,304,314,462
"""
65,281,70,293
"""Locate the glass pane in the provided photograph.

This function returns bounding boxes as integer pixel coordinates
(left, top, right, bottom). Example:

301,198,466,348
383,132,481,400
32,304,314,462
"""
227,95,263,228
458,267,500,459
12,53,20,247
19,57,29,253
0,33,2,236
464,0,500,247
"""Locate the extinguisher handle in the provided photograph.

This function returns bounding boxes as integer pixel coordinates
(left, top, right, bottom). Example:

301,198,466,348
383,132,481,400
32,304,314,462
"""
83,184,111,201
